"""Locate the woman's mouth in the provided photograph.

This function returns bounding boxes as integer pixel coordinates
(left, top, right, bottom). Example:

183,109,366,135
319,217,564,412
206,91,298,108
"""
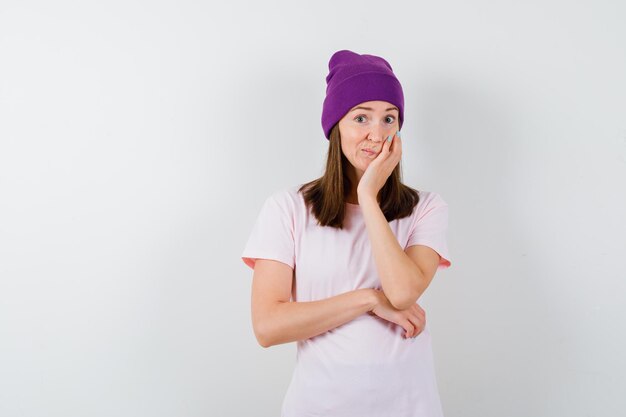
362,149,377,157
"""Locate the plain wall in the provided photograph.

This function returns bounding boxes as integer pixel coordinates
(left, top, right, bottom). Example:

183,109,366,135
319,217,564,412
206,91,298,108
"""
1,0,625,416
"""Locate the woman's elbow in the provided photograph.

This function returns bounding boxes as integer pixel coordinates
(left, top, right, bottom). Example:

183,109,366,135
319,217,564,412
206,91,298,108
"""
388,289,421,310
389,297,413,311
256,336,272,348
253,321,275,348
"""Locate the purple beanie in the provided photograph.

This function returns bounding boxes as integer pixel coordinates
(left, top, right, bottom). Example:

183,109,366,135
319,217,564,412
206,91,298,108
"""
321,49,404,140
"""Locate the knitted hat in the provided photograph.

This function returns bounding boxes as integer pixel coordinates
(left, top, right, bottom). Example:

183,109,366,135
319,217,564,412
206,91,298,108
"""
321,49,404,140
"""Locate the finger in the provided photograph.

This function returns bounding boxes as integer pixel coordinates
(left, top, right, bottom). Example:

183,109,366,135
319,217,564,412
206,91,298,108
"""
384,134,394,153
406,315,422,338
409,316,420,337
392,133,401,155
382,136,398,165
414,306,425,321
411,303,424,319
394,131,402,146
403,320,415,338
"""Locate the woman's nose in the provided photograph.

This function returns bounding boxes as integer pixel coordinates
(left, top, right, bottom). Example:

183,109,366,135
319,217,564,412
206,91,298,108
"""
368,125,388,141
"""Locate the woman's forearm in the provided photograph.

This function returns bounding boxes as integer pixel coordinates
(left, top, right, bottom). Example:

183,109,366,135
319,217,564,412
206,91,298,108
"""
257,288,377,348
359,194,424,310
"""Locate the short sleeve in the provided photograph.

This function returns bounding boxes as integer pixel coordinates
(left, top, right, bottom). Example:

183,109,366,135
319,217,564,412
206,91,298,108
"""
406,193,452,270
241,193,295,270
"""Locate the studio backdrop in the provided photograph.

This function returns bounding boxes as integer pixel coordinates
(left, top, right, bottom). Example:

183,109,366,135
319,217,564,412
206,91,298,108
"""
1,1,625,416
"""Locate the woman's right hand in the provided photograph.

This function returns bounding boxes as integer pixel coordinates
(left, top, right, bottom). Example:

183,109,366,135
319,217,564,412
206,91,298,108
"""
368,288,426,338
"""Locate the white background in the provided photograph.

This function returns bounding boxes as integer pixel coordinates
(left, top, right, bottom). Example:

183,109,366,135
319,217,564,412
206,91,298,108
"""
1,1,625,416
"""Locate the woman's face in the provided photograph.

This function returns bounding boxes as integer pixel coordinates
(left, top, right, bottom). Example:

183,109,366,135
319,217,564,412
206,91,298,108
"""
337,100,400,178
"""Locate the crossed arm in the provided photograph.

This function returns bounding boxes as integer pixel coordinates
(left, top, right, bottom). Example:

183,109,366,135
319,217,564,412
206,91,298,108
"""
250,197,442,348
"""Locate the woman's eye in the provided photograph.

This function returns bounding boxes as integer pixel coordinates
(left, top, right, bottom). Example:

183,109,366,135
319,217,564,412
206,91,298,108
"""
354,115,395,123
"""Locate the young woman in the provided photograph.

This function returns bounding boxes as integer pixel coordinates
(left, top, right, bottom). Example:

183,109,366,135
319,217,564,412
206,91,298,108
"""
242,49,452,417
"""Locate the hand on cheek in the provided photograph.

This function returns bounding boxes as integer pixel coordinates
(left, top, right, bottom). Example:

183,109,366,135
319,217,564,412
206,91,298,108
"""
358,131,402,200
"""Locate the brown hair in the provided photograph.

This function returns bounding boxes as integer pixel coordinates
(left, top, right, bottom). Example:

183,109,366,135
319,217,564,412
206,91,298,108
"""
298,123,420,229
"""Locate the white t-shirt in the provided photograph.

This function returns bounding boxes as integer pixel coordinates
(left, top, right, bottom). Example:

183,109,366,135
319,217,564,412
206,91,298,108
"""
242,184,452,417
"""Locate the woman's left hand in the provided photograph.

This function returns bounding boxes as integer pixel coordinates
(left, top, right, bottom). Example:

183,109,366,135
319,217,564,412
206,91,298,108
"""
357,131,402,202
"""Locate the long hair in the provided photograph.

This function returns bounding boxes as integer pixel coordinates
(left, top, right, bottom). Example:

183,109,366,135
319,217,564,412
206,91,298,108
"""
298,123,420,228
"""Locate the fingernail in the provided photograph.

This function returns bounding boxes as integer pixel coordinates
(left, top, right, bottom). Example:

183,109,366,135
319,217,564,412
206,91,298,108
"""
396,130,401,138
387,135,392,142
